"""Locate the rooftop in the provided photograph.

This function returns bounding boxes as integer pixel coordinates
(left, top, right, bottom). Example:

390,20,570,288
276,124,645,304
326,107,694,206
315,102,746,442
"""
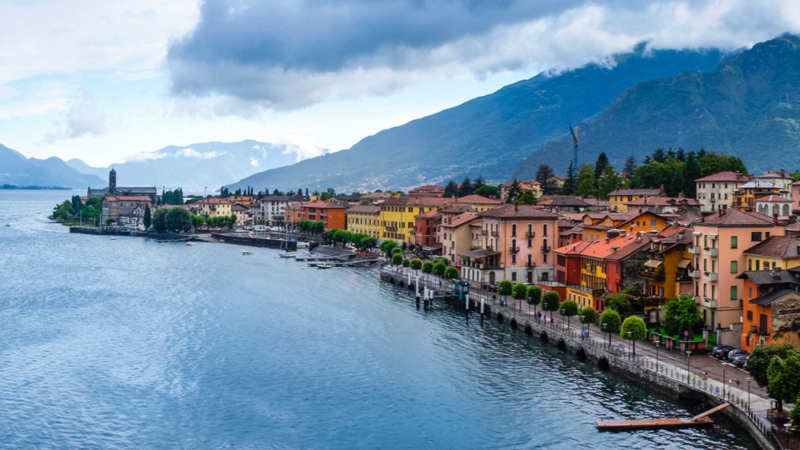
624,197,699,206
738,181,780,190
755,195,791,203
695,208,777,227
695,171,752,183
104,196,152,202
381,196,447,207
455,195,502,204
442,212,479,228
302,201,348,209
743,235,800,258
477,204,560,220
346,205,380,214
737,269,800,286
608,188,664,196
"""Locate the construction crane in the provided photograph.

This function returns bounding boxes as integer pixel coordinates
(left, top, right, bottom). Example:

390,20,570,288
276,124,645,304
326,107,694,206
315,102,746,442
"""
569,126,579,169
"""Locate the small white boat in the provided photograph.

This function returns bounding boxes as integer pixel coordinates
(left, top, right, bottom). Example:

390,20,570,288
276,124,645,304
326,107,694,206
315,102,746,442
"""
186,242,197,246
242,250,254,255
317,263,332,269
110,237,116,240
296,242,309,249
279,252,296,258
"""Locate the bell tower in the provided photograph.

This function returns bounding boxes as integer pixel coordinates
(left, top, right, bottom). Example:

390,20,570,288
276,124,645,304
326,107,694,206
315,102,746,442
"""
109,168,117,195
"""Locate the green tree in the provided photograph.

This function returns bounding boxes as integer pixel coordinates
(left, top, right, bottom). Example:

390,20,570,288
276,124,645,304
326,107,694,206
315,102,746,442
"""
512,283,528,304
664,295,703,337
402,258,411,268
444,267,459,279
153,208,169,233
561,162,575,195
527,286,542,314
748,344,796,388
604,293,631,318
597,165,622,199
599,309,621,334
443,180,459,198
559,299,578,328
410,259,423,272
684,151,700,198
391,254,403,270
623,156,637,178
166,207,192,232
504,180,522,204
422,261,434,274
541,291,560,322
392,246,403,257
575,163,597,198
381,240,398,256
581,306,597,325
433,262,447,277
765,352,800,413
458,177,474,197
535,164,556,195
143,205,152,229
517,190,537,205
474,185,499,198
621,316,646,355
434,257,449,266
792,393,800,428
594,152,609,183
497,280,513,297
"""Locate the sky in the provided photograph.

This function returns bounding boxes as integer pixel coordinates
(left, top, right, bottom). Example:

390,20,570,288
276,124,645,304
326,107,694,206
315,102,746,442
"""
2,0,800,167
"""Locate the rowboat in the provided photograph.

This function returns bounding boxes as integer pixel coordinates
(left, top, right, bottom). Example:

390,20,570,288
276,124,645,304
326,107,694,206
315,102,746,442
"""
242,250,254,255
279,252,296,258
317,263,332,269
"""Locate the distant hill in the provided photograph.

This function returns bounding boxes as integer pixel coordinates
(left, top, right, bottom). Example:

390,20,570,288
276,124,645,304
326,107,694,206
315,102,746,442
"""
0,144,104,189
67,140,304,192
513,35,800,179
225,45,730,193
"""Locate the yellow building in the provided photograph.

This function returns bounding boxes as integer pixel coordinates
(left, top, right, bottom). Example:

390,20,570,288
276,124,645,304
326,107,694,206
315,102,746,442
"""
607,188,666,213
640,226,694,299
379,197,447,243
581,211,668,241
734,181,781,212
196,198,233,218
744,235,800,271
346,205,381,238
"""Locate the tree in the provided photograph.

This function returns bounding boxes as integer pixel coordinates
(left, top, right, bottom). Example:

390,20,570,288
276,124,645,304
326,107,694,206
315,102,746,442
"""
623,156,637,178
410,259,423,272
541,291,560,322
444,267,459,279
527,286,542,314
512,283,528,305
621,316,646,355
597,165,622,199
535,164,556,194
402,258,411,268
747,344,796,388
599,309,621,335
457,177,474,197
664,295,703,337
422,261,434,274
604,293,631,318
517,190,537,205
504,180,522,204
391,254,403,271
381,240,398,256
575,163,596,198
766,351,800,413
473,175,486,191
497,280,513,297
153,208,169,233
559,299,578,328
561,162,575,195
392,246,403,257
166,207,192,232
475,185,499,198
684,151,701,198
433,262,447,277
594,153,609,184
443,180,459,198
581,306,597,325
143,205,152,229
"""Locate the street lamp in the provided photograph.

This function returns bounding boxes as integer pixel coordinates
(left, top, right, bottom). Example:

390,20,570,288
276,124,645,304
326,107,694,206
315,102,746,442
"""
685,350,692,379
654,340,660,371
746,377,752,412
627,331,632,357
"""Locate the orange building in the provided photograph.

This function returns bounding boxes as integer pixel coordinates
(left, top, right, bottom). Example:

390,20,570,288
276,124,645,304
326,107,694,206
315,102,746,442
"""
737,268,800,352
301,201,347,230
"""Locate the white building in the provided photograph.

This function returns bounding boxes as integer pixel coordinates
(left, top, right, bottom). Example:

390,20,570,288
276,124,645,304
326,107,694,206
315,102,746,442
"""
754,170,793,198
755,195,793,217
695,171,752,212
256,195,308,223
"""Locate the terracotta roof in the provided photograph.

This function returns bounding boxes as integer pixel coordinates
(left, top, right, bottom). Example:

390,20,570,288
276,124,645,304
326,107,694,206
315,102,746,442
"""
440,206,475,214
608,188,664,196
409,185,444,192
346,205,380,214
554,240,593,255
105,196,152,202
574,232,652,261
743,235,800,258
380,197,447,207
624,197,699,206
755,171,793,180
415,210,441,219
695,171,752,182
540,197,591,207
455,195,502,204
470,220,483,227
737,269,800,285
442,212,479,228
477,204,560,220
695,208,776,226
755,195,791,203
197,198,232,204
302,201,348,209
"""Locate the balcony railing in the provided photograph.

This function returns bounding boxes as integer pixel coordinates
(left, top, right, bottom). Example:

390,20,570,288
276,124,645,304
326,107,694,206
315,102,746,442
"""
703,298,718,308
509,246,519,254
526,261,535,268
525,231,535,238
750,325,769,336
703,272,719,281
687,269,701,278
640,271,665,281
703,248,719,257
481,230,488,235
386,226,398,232
491,231,499,237
688,246,700,254
541,245,551,252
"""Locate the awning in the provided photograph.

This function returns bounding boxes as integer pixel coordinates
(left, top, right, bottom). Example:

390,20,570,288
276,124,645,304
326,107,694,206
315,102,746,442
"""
644,259,663,268
678,259,692,269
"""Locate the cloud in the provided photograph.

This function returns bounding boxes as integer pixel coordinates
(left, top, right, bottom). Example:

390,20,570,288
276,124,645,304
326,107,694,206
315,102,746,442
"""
176,148,225,158
40,90,107,144
166,0,800,112
250,157,259,167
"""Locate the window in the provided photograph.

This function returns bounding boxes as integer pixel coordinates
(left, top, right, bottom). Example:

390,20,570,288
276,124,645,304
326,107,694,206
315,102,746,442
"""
543,254,548,264
766,232,771,239
703,284,707,297
511,272,517,282
731,261,737,273
756,260,761,270
731,286,738,300
748,259,752,270
764,262,770,270
748,287,753,299
511,254,517,264
512,224,517,236
543,224,548,235
747,310,753,322
731,236,738,249
650,219,657,227
751,232,763,242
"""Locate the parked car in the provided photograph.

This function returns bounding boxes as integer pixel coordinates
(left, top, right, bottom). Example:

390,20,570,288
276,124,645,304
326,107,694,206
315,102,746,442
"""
484,283,498,292
733,354,749,368
711,345,734,359
727,349,749,361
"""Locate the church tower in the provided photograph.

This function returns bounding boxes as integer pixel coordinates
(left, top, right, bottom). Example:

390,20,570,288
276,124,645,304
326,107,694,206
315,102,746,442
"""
109,168,117,195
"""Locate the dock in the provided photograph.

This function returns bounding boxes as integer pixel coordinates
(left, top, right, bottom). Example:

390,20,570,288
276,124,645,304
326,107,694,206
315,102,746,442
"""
597,403,729,431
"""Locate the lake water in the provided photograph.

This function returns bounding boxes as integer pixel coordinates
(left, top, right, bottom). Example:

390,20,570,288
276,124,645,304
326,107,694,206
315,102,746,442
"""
0,190,757,449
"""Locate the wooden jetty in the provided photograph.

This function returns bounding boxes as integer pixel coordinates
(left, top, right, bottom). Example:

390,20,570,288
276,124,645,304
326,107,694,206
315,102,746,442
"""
597,403,729,431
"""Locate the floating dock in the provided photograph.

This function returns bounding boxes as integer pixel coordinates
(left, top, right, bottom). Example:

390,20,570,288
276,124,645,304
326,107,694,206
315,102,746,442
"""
597,403,729,431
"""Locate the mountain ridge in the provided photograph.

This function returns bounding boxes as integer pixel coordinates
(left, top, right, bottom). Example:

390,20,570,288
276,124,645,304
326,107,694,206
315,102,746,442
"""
0,144,105,189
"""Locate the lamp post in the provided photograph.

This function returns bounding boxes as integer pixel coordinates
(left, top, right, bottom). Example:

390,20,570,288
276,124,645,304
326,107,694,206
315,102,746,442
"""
685,350,692,380
746,377,752,412
627,331,632,357
654,340,660,371
602,322,608,349
722,367,726,398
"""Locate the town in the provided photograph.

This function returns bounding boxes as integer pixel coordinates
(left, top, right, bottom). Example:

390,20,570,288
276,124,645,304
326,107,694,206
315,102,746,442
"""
51,148,800,446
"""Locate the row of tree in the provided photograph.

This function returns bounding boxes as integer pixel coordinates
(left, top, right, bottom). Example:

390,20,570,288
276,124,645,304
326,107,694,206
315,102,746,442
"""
322,229,378,251
297,220,325,234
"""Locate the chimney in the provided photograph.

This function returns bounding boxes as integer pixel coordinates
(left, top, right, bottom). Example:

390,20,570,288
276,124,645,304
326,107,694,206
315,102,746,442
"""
776,267,783,277
515,203,519,212
415,198,419,205
781,168,786,178
722,204,727,214
774,213,779,224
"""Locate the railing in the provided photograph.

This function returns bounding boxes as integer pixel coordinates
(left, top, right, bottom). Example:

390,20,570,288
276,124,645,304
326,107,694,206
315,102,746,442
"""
541,245,551,252
703,272,719,281
688,246,700,254
509,246,519,254
688,269,701,278
526,261,535,268
703,298,718,308
481,230,488,235
751,325,769,336
491,231,499,237
640,271,665,281
386,226,397,232
703,248,719,257
525,231,535,238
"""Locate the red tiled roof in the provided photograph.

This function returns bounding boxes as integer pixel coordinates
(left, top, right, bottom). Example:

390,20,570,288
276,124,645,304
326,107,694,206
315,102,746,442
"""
575,232,652,261
755,195,791,203
346,205,380,214
477,204,560,219
695,171,752,182
442,212,479,228
302,201,348,209
196,198,232,204
696,208,776,226
415,210,441,219
624,197,699,206
409,185,444,192
456,195,502,204
381,197,447,207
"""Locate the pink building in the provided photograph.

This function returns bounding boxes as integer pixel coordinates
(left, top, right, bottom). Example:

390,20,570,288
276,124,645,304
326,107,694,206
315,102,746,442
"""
691,206,785,331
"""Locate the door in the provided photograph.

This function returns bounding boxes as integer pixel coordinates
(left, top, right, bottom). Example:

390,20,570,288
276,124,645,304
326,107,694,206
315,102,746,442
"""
489,271,495,284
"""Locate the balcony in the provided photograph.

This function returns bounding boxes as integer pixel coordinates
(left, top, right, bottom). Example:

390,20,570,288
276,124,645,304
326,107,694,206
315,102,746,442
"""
688,246,700,254
710,197,716,203
509,246,519,254
481,230,488,236
750,325,769,336
525,231,535,238
703,248,719,257
640,271,665,281
703,272,718,281
703,298,718,309
687,269,701,278
491,231,499,237
386,226,398,232
541,245,551,253
526,261,535,268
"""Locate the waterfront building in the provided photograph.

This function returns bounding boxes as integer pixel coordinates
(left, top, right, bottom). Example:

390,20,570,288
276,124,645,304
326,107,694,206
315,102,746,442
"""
695,171,752,212
232,203,251,227
743,235,800,271
459,204,560,286
581,210,667,241
690,206,785,331
452,195,502,212
379,197,447,243
301,201,347,230
607,187,666,212
101,196,152,226
285,202,305,225
737,267,800,352
440,212,479,266
346,205,381,238
413,209,441,254
226,196,255,206
499,180,542,200
623,197,700,215
408,185,445,198
256,195,308,223
196,198,233,218
332,195,363,206
88,168,157,199
640,225,694,299
733,181,782,212
754,195,793,217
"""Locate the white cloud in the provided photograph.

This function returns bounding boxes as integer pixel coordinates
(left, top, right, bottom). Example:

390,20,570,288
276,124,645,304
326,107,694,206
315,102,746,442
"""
249,157,259,167
176,148,225,159
40,89,106,144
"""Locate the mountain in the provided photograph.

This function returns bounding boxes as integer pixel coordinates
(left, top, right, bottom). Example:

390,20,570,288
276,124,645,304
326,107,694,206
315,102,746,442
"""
67,140,304,193
513,35,800,179
225,45,730,193
0,144,105,188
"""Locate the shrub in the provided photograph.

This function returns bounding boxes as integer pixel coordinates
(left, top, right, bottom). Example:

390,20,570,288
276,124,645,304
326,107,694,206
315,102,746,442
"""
621,316,647,354
433,262,447,277
391,254,403,267
410,259,423,271
497,280,513,296
541,291,560,321
604,293,631,318
512,283,528,300
402,259,410,268
444,267,459,279
422,261,434,274
581,306,597,325
527,286,542,311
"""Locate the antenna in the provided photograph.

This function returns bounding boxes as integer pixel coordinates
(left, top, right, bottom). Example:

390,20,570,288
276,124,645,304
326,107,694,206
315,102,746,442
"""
569,126,579,169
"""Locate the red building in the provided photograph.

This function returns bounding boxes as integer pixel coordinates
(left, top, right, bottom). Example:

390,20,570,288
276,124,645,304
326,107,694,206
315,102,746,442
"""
301,201,348,230
414,209,441,247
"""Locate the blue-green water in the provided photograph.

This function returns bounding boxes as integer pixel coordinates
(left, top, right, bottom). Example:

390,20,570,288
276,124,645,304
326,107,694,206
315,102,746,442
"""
0,190,756,449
